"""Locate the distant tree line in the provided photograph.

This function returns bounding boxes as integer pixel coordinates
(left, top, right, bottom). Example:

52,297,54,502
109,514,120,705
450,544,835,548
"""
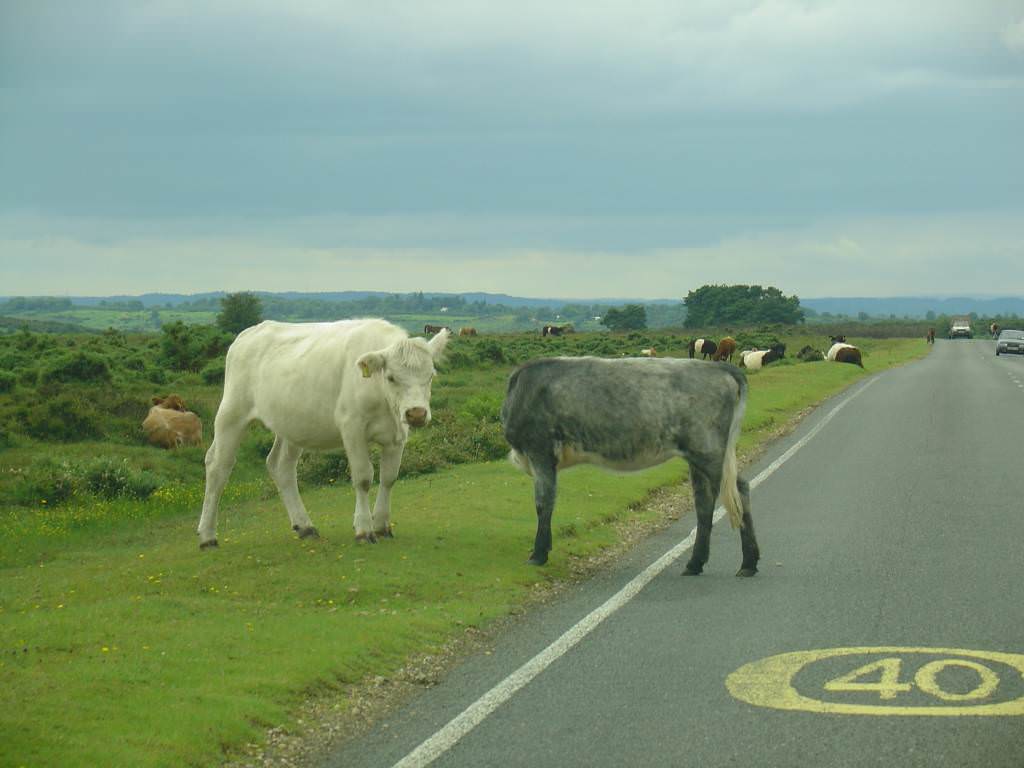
1,297,74,312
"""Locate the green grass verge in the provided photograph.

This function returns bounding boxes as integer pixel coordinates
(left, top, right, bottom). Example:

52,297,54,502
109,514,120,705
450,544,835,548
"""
0,339,928,767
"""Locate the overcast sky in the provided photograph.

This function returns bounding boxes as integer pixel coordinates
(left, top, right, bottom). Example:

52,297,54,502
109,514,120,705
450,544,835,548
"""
2,1,1022,299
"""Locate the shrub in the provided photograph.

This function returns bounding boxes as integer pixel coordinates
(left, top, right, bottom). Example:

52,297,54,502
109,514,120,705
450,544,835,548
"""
476,340,507,364
0,370,15,393
18,394,105,442
40,351,112,385
17,368,38,386
298,451,349,486
201,359,226,384
160,322,231,372
7,458,79,506
459,392,503,423
442,348,476,370
83,458,161,500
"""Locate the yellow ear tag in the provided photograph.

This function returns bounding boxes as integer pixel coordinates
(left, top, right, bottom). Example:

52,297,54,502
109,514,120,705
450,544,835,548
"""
359,361,371,378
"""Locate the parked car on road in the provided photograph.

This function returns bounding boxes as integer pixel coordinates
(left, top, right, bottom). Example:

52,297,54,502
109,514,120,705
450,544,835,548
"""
995,329,1024,356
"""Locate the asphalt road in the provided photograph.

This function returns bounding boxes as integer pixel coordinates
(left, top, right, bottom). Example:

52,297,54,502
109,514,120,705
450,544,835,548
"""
325,339,1024,768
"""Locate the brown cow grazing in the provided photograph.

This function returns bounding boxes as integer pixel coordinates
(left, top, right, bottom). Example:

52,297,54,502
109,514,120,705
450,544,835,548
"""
834,346,864,368
459,327,478,336
713,337,736,362
143,395,203,449
639,347,657,357
542,325,572,337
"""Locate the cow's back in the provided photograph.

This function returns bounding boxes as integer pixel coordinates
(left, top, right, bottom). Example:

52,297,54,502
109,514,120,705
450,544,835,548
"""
503,357,744,461
222,319,408,446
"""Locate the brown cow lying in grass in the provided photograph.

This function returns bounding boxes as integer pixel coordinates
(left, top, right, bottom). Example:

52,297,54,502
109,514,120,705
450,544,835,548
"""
143,395,203,448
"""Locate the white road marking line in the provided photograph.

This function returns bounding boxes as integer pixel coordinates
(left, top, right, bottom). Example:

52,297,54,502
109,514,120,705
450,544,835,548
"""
391,377,880,768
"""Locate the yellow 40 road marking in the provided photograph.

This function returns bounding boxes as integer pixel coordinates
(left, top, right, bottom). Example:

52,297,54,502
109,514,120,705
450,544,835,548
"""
726,647,1024,716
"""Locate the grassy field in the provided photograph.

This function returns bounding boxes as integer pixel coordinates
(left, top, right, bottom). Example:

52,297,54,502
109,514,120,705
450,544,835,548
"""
0,334,929,767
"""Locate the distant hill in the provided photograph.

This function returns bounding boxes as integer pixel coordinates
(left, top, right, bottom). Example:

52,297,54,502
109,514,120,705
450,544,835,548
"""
2,291,1022,319
801,296,1024,318
0,291,681,309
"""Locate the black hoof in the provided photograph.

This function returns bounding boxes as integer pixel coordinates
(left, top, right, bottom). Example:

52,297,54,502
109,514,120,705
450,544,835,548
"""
736,567,758,577
373,526,394,539
527,552,548,566
199,539,218,550
682,562,703,576
295,526,319,540
355,532,378,544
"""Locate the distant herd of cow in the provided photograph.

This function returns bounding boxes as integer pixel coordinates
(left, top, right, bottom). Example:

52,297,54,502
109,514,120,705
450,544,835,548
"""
133,320,872,576
681,334,864,370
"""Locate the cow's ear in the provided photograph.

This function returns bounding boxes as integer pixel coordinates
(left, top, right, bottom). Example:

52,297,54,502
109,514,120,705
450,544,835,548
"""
356,351,386,378
427,328,450,361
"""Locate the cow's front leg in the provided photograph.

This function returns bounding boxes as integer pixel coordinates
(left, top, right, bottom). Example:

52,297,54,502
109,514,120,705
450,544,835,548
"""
683,466,716,575
343,429,376,543
372,442,405,538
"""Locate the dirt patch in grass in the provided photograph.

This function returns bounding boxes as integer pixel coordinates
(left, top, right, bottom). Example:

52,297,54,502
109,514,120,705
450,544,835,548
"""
223,408,811,768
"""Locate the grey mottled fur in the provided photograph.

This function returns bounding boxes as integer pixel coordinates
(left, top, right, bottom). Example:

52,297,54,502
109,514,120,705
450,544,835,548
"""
501,356,760,576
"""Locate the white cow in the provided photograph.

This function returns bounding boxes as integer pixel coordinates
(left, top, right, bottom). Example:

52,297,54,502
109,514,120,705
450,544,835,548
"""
197,319,449,548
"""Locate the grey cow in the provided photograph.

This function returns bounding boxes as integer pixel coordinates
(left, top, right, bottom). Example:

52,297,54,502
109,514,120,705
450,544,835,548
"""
500,356,760,576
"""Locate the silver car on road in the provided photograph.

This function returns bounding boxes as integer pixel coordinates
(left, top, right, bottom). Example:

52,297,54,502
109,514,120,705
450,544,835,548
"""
995,329,1024,356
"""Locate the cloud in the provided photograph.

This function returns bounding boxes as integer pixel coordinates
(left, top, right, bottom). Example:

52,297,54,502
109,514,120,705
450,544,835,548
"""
4,0,1022,122
2,211,1021,298
1003,17,1024,53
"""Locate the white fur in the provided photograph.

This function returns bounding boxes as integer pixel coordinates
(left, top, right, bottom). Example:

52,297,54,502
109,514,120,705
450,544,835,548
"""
197,319,449,544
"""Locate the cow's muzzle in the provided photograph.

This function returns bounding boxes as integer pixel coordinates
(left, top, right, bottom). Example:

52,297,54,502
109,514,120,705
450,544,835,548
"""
405,407,429,428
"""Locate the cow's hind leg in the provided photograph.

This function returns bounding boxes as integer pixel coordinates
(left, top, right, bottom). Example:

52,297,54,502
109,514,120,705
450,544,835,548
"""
736,476,760,577
342,428,376,543
371,442,405,538
683,465,717,575
266,436,318,540
528,455,557,565
197,407,248,548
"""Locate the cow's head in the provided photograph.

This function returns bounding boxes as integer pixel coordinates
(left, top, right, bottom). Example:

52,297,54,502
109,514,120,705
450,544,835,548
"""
152,394,188,411
356,330,450,428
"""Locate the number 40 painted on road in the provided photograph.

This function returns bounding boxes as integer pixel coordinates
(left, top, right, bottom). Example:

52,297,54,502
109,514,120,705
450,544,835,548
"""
727,647,1024,716
824,656,999,702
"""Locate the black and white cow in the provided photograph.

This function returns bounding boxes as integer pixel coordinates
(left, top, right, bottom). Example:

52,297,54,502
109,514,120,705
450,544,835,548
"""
688,338,718,359
500,356,760,576
740,344,786,371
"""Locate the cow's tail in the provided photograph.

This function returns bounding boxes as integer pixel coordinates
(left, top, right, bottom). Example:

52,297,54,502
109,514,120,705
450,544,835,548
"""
719,369,747,530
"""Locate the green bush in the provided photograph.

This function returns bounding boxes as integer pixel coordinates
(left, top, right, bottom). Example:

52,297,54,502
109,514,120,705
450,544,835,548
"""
7,458,79,506
18,394,105,442
459,392,503,423
83,458,161,500
298,451,349,486
40,351,112,385
160,321,231,372
0,370,15,393
476,340,507,364
201,359,226,384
